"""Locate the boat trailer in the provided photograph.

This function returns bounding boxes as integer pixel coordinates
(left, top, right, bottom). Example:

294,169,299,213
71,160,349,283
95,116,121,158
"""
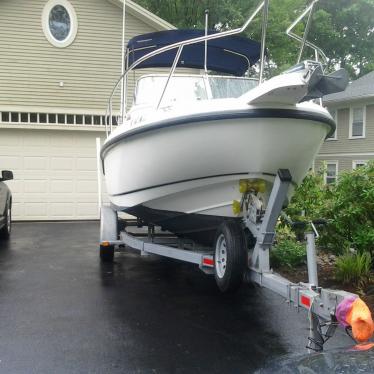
99,168,371,352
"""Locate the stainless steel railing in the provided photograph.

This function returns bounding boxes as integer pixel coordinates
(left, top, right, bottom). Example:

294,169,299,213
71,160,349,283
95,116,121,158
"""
104,0,266,137
286,0,328,66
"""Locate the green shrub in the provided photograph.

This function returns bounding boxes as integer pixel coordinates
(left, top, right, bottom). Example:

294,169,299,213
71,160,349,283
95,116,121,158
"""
321,161,374,255
335,252,372,287
285,169,327,222
271,238,306,269
283,162,374,256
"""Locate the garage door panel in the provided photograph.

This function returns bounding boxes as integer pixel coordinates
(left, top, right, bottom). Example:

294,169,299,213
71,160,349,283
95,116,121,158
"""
22,132,51,146
50,134,75,147
24,180,48,193
77,158,96,171
0,134,22,146
48,171,76,179
73,135,99,148
76,203,99,217
24,157,48,170
0,146,26,158
6,180,22,193
0,155,22,170
50,157,75,170
50,180,74,193
0,129,106,220
75,171,97,180
76,180,98,193
49,203,75,218
76,192,98,202
25,203,48,218
12,202,24,219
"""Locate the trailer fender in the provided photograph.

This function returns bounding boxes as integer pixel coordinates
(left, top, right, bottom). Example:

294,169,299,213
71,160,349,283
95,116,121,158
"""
100,206,118,243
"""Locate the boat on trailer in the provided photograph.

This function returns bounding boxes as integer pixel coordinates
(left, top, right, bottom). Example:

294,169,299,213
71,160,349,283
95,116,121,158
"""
101,4,346,246
100,0,348,291
98,1,374,353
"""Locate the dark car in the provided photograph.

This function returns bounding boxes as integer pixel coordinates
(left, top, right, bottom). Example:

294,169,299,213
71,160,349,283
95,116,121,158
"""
0,170,13,239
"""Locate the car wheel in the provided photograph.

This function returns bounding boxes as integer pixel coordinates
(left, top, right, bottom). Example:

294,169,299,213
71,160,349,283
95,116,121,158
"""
0,204,11,240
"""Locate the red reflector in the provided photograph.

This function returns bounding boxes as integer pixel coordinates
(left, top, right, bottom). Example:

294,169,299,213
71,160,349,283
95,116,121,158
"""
301,295,311,308
203,257,214,266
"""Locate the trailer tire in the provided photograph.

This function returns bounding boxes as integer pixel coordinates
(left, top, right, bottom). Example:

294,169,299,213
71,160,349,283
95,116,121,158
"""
100,245,114,263
214,221,247,293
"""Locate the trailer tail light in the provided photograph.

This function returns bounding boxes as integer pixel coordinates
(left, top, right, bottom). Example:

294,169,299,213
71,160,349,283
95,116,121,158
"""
101,241,111,247
301,295,311,308
202,257,214,267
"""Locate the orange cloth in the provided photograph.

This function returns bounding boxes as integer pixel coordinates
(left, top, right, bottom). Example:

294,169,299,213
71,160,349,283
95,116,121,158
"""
346,298,374,343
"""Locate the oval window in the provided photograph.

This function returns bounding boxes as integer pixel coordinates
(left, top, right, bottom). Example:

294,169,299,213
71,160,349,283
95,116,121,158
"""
49,5,71,41
42,0,78,48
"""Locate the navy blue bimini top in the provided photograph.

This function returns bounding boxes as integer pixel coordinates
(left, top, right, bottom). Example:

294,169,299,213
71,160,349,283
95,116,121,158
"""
126,29,261,76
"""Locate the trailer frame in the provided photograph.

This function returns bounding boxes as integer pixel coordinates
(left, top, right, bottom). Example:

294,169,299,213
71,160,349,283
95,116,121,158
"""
99,169,358,352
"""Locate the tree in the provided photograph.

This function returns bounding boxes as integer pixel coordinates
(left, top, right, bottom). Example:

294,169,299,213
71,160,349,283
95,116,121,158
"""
134,0,374,78
310,0,374,77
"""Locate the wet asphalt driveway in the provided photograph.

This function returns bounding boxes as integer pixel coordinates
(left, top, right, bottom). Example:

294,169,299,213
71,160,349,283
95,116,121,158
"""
0,222,352,373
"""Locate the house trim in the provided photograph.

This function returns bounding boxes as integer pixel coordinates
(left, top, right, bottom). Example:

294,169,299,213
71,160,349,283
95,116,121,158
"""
324,94,374,106
317,152,374,157
108,0,176,31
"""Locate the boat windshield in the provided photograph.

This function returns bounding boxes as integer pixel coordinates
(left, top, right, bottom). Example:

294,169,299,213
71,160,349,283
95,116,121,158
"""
134,75,258,106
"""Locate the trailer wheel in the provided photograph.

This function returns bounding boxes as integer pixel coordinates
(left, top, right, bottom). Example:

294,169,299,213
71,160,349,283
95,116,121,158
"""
100,244,114,262
214,221,247,293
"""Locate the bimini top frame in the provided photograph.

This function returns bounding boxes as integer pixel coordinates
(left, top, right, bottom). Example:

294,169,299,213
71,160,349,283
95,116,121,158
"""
105,0,328,136
286,0,328,65
105,0,267,136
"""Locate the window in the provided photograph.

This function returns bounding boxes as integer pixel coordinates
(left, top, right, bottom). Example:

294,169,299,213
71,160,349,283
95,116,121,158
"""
11,112,19,123
30,113,38,123
42,0,78,48
325,162,338,184
353,160,368,170
21,113,28,123
326,109,337,140
49,5,71,41
84,115,92,125
39,114,47,123
350,106,365,138
0,111,105,126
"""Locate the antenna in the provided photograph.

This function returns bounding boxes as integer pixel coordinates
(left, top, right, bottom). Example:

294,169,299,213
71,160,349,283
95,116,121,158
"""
121,0,126,124
204,9,209,73
259,0,269,83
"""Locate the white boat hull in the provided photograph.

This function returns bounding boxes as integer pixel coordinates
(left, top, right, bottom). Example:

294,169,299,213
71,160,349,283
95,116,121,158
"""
102,104,332,220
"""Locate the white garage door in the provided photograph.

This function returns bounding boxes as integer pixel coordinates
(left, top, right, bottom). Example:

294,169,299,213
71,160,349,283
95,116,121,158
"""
0,128,106,220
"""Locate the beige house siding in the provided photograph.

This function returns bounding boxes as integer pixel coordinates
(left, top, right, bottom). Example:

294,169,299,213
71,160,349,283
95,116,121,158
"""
0,0,179,220
0,0,165,113
316,99,374,172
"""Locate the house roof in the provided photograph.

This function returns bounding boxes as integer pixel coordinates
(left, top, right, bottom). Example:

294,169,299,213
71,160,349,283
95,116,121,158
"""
108,0,175,31
323,71,374,105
